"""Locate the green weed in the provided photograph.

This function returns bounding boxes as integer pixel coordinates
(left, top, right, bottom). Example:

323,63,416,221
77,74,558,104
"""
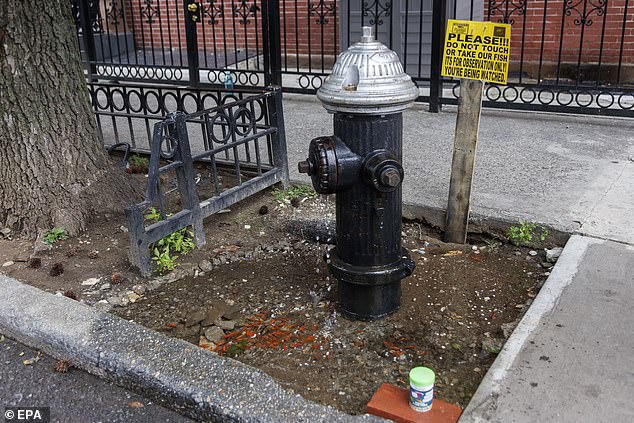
129,154,149,168
145,208,195,274
484,238,502,252
43,227,68,246
507,220,549,246
271,185,317,204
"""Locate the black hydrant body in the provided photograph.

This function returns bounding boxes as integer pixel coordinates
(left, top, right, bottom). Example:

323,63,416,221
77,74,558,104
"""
330,113,414,319
299,27,419,320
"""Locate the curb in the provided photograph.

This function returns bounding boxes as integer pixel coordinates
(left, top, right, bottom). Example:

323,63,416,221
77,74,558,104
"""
0,274,385,423
457,234,598,422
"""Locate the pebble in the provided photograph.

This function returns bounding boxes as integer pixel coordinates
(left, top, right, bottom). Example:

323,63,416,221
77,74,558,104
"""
2,261,14,267
501,320,519,338
128,292,141,303
199,259,213,272
215,319,235,331
204,326,225,343
81,277,101,286
528,250,538,256
132,284,147,295
106,295,124,306
100,283,111,291
186,310,206,327
545,247,563,263
202,306,226,327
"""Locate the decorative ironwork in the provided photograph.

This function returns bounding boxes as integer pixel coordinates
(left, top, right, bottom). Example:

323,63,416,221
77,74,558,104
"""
233,0,259,25
564,0,607,26
105,0,125,26
308,0,336,25
362,0,392,26
204,70,263,86
202,0,224,25
89,0,105,33
140,0,160,24
487,0,527,25
72,0,104,34
448,81,634,116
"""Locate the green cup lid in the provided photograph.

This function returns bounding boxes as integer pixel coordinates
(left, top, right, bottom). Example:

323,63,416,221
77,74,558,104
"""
409,367,435,386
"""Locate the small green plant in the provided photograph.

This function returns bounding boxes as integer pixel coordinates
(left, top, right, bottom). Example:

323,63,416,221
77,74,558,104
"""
507,220,550,246
43,227,68,246
127,154,150,174
484,238,502,252
271,185,317,204
145,208,195,274
129,154,149,167
486,345,502,354
227,339,249,356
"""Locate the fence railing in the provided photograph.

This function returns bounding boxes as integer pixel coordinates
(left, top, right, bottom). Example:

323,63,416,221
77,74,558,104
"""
119,85,289,275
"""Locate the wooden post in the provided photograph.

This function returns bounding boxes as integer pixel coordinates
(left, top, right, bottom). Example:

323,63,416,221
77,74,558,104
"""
444,79,484,243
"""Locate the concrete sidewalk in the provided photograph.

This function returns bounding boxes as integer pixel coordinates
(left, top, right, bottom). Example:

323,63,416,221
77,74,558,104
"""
460,235,634,423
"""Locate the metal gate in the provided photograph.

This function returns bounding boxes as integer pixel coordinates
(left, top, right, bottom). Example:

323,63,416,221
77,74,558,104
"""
73,0,634,116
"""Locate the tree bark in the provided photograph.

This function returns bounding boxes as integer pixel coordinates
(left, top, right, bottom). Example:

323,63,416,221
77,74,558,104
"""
0,1,133,237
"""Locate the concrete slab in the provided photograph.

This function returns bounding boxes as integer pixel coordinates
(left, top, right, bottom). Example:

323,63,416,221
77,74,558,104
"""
576,160,634,244
282,94,634,242
459,235,634,422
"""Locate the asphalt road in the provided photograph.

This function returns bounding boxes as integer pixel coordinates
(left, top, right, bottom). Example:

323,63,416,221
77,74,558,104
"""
0,337,193,423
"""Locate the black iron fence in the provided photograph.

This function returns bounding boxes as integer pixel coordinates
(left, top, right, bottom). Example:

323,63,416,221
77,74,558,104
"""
107,84,289,275
74,0,634,116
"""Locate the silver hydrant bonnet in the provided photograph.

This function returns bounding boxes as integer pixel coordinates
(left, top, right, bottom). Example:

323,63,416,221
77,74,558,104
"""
316,26,419,114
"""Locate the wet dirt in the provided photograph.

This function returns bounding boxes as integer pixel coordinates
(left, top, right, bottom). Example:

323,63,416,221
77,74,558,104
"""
0,171,557,416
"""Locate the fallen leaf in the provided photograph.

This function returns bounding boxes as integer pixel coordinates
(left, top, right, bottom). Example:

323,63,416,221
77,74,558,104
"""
128,401,144,408
442,250,463,257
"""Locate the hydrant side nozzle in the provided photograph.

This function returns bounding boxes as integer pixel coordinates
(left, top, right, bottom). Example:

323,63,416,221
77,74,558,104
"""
363,150,404,192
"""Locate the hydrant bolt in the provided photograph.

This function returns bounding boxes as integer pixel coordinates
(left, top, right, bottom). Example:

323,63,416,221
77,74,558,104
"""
380,167,401,188
298,160,311,174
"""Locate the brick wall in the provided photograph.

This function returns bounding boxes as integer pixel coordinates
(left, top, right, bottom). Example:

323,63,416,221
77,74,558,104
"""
118,0,339,68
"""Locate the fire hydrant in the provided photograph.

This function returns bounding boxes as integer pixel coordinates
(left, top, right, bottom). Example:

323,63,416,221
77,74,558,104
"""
298,27,419,319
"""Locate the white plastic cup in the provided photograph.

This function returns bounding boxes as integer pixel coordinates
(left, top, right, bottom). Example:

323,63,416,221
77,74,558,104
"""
409,367,435,412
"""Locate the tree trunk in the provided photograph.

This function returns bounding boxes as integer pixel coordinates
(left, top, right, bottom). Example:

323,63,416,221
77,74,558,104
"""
0,1,132,237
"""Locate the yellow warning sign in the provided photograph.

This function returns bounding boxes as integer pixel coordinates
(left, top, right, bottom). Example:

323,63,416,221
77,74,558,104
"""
441,19,511,84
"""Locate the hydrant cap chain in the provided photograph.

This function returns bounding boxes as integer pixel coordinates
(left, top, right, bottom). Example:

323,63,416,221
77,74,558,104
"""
317,26,419,114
